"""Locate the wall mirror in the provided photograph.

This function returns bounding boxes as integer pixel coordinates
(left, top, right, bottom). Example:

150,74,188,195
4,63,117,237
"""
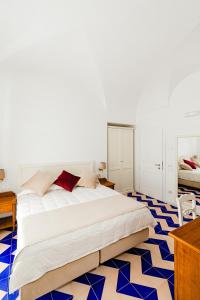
177,136,200,205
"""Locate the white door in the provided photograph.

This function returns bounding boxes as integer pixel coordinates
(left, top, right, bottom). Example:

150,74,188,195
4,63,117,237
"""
108,126,134,193
139,125,163,200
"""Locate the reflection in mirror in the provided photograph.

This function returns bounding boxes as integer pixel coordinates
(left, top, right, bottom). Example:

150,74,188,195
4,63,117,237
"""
177,136,200,219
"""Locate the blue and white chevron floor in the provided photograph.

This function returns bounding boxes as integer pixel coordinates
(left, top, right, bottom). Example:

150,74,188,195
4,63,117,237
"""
0,191,194,300
178,185,200,204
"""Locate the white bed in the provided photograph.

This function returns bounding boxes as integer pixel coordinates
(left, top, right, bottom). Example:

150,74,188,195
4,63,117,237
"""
178,168,200,183
10,184,155,292
9,161,156,298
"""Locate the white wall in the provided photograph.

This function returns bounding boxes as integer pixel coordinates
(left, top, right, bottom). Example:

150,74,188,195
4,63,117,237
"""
178,137,200,158
1,1,200,193
0,26,110,192
0,12,141,192
135,26,200,204
136,74,200,203
0,72,137,192
0,72,108,191
0,45,138,194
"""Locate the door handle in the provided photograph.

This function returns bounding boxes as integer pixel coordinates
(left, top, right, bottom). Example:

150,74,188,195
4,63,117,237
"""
155,163,161,170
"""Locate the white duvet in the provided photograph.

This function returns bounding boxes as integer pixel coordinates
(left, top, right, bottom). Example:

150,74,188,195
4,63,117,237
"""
10,185,156,292
178,168,200,182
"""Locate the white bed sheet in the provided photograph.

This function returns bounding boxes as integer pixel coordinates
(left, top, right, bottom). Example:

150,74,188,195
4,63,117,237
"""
178,168,200,183
10,185,156,292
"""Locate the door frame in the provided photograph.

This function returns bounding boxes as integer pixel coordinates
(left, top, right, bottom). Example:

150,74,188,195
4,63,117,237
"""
107,123,135,192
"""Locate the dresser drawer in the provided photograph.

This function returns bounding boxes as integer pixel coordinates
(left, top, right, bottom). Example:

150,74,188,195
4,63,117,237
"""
0,203,12,213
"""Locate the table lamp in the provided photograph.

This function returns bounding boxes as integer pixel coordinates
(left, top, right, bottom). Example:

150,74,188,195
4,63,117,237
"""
98,162,106,180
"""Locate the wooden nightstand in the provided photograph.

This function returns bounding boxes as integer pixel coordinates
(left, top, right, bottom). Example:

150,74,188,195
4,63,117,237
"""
99,178,115,190
0,192,16,230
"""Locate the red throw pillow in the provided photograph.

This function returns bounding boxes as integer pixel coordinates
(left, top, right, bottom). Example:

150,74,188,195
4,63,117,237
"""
183,159,197,169
54,170,80,192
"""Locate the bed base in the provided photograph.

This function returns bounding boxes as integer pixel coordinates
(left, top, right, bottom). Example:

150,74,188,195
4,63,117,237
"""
20,228,149,300
178,178,200,190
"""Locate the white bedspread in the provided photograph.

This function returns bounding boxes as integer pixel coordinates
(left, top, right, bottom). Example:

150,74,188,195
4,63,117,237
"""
10,185,156,292
178,168,200,182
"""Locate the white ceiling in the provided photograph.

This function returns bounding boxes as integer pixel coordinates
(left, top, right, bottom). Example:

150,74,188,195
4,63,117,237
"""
0,0,200,109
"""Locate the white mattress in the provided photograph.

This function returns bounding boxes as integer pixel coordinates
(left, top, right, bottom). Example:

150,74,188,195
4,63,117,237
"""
178,168,200,183
10,185,156,292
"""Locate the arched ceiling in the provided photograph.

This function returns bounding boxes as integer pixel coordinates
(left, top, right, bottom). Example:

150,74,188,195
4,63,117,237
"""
170,24,200,96
1,0,200,111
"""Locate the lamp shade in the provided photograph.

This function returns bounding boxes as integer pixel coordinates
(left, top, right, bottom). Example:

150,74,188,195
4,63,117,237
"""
99,162,106,170
0,169,5,181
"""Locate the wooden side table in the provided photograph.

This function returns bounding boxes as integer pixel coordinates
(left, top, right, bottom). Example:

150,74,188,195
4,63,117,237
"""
99,178,115,190
0,192,16,230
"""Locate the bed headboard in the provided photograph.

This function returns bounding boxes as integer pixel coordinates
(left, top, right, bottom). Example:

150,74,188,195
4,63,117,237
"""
19,161,94,186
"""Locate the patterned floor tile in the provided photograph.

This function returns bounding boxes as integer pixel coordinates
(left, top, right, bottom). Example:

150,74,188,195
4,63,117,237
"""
0,290,7,300
51,291,73,300
37,293,52,300
178,185,200,204
57,281,90,300
120,254,170,300
0,190,195,299
7,290,19,300
0,232,13,242
0,241,12,258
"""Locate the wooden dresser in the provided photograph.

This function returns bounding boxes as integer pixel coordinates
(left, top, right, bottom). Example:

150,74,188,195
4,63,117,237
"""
169,217,200,300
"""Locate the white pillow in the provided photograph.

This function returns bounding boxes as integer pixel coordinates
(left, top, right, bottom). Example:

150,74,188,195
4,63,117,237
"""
77,171,99,189
21,171,55,197
179,162,193,171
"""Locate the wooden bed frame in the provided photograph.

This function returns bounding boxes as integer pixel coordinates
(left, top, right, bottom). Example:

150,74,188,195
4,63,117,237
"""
178,178,200,190
17,162,150,299
20,228,149,300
